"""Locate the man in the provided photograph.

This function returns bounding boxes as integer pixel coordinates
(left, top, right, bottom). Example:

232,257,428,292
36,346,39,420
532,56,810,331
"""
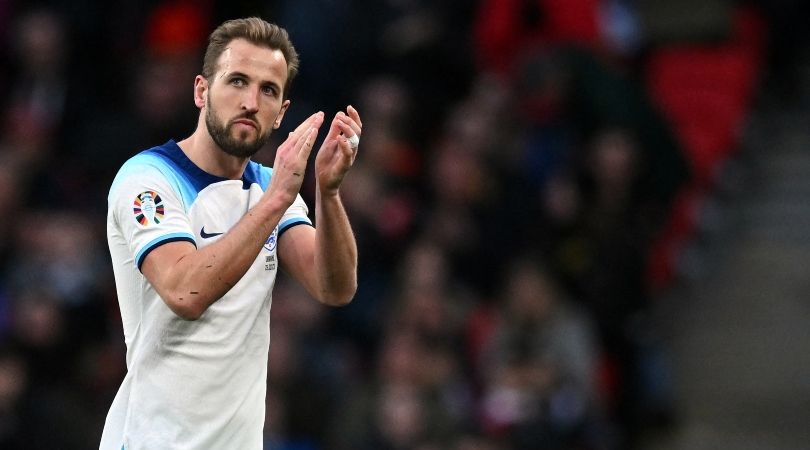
100,17,361,450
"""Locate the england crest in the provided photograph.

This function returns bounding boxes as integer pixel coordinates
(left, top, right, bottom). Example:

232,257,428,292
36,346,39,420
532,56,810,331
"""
264,227,278,252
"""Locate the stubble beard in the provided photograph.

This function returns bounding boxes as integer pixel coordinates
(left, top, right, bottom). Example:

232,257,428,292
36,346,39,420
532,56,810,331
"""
205,95,272,158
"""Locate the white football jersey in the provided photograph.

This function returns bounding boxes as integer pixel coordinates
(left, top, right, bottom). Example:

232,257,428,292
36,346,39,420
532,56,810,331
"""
100,140,311,450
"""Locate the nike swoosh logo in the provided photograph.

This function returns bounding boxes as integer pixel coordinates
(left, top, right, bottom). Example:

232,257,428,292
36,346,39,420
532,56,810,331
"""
200,227,224,239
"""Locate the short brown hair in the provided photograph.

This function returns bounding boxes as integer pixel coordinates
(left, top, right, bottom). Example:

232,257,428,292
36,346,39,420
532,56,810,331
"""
202,17,299,98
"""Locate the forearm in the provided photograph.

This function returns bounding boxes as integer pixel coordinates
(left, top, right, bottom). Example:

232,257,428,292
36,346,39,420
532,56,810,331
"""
313,188,358,305
151,195,289,319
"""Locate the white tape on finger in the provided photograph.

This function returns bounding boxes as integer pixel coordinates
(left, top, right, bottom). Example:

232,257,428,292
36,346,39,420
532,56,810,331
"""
347,134,360,149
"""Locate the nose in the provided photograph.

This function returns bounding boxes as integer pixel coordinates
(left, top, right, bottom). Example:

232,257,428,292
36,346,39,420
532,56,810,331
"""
240,86,260,113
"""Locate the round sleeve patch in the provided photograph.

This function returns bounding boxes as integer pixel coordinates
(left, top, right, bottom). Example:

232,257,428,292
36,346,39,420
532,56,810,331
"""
263,226,278,252
133,191,165,226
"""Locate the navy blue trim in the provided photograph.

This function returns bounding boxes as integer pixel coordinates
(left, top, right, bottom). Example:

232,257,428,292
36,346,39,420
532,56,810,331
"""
146,140,264,192
146,141,226,193
136,236,197,271
278,220,314,237
242,160,264,189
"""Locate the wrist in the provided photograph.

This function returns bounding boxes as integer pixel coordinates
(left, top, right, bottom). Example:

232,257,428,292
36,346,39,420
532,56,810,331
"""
260,191,295,215
317,185,341,199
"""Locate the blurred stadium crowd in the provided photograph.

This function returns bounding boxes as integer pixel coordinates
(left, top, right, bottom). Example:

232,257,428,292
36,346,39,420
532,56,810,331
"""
0,0,804,449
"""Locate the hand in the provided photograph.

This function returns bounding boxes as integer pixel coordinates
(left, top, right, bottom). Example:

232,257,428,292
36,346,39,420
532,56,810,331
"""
266,111,324,205
315,105,363,195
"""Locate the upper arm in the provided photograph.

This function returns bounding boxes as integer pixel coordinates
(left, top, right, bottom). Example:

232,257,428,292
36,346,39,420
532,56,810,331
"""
110,160,197,313
277,224,318,296
141,240,198,308
273,191,316,294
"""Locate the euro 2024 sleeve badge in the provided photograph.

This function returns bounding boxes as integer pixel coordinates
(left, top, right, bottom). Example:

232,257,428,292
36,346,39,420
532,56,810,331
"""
134,191,165,226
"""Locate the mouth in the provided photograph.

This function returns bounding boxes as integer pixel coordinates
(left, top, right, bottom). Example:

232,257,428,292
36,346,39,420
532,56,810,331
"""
232,118,258,130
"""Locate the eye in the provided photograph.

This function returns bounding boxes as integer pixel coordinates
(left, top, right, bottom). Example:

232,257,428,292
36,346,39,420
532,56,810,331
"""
261,85,278,97
230,77,246,87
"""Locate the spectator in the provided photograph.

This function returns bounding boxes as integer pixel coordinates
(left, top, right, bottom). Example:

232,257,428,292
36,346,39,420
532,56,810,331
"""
478,258,605,449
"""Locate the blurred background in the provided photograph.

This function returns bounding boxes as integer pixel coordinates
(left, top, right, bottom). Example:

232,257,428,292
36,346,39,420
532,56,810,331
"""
1,0,809,449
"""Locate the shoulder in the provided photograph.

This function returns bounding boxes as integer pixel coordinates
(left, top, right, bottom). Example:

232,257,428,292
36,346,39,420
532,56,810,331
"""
109,141,197,205
110,144,180,187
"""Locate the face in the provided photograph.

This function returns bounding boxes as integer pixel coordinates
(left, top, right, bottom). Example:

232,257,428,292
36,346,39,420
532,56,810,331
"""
198,39,290,158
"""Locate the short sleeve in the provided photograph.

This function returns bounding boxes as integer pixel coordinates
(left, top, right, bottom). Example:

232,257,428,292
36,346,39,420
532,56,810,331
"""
278,193,312,236
109,164,196,271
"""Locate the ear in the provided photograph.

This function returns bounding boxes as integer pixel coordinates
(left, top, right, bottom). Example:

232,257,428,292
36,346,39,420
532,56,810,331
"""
193,75,208,109
273,99,291,129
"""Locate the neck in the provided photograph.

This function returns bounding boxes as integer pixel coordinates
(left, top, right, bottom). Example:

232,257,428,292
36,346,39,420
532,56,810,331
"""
176,121,249,180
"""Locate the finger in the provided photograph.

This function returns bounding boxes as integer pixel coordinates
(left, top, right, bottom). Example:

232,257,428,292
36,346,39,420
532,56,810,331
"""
334,120,357,141
296,127,317,161
338,113,362,137
341,139,357,167
347,105,362,128
337,136,358,166
337,135,355,162
288,111,324,145
324,112,346,142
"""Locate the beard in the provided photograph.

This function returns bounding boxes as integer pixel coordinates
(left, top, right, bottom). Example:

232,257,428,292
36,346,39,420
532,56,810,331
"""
205,95,273,158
